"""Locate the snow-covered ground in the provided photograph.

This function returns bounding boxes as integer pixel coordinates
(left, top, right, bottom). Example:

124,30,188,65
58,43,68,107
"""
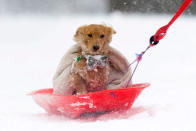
0,14,196,131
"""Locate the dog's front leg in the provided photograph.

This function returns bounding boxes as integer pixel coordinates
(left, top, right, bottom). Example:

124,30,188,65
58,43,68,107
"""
72,74,87,95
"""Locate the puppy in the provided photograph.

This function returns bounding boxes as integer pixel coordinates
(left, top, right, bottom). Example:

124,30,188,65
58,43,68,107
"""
53,24,132,95
71,24,116,94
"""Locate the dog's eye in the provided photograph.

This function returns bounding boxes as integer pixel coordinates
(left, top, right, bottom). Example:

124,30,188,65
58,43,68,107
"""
100,34,104,38
88,34,92,37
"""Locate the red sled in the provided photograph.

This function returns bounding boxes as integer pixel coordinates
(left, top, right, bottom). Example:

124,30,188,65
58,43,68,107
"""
29,83,150,118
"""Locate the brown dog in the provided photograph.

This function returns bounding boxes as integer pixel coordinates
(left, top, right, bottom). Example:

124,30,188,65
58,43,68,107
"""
71,24,116,94
53,24,132,95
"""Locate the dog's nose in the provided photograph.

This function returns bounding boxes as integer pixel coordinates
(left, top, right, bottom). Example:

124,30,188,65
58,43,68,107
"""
93,45,99,51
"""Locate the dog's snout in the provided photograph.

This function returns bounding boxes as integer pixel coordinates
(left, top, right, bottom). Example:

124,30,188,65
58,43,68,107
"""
93,45,99,51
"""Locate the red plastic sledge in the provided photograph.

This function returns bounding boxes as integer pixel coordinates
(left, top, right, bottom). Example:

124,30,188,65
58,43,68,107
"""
29,83,149,118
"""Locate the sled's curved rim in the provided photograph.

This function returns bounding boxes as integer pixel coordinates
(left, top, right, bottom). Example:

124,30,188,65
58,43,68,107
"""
29,83,150,118
29,83,150,96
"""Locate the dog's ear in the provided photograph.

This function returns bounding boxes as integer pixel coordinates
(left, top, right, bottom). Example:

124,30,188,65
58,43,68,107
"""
74,25,87,38
101,24,116,35
110,27,116,35
106,26,116,35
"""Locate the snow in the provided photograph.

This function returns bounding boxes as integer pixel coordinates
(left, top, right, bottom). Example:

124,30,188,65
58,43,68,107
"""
0,14,196,131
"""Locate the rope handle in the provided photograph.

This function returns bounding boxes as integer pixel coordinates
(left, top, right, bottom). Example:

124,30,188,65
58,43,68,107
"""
150,0,193,46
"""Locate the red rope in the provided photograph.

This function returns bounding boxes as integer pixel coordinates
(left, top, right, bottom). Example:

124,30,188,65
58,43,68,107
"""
153,0,193,43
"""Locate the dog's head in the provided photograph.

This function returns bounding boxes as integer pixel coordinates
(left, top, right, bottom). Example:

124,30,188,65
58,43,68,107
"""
74,24,116,55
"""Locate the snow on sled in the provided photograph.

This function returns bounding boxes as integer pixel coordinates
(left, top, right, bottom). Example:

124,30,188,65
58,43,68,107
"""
29,83,150,118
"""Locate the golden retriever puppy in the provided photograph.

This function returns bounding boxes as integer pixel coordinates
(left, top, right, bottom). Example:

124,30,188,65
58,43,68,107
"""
71,24,116,94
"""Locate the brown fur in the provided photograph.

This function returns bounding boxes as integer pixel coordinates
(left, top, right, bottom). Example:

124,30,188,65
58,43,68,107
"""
71,24,116,94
